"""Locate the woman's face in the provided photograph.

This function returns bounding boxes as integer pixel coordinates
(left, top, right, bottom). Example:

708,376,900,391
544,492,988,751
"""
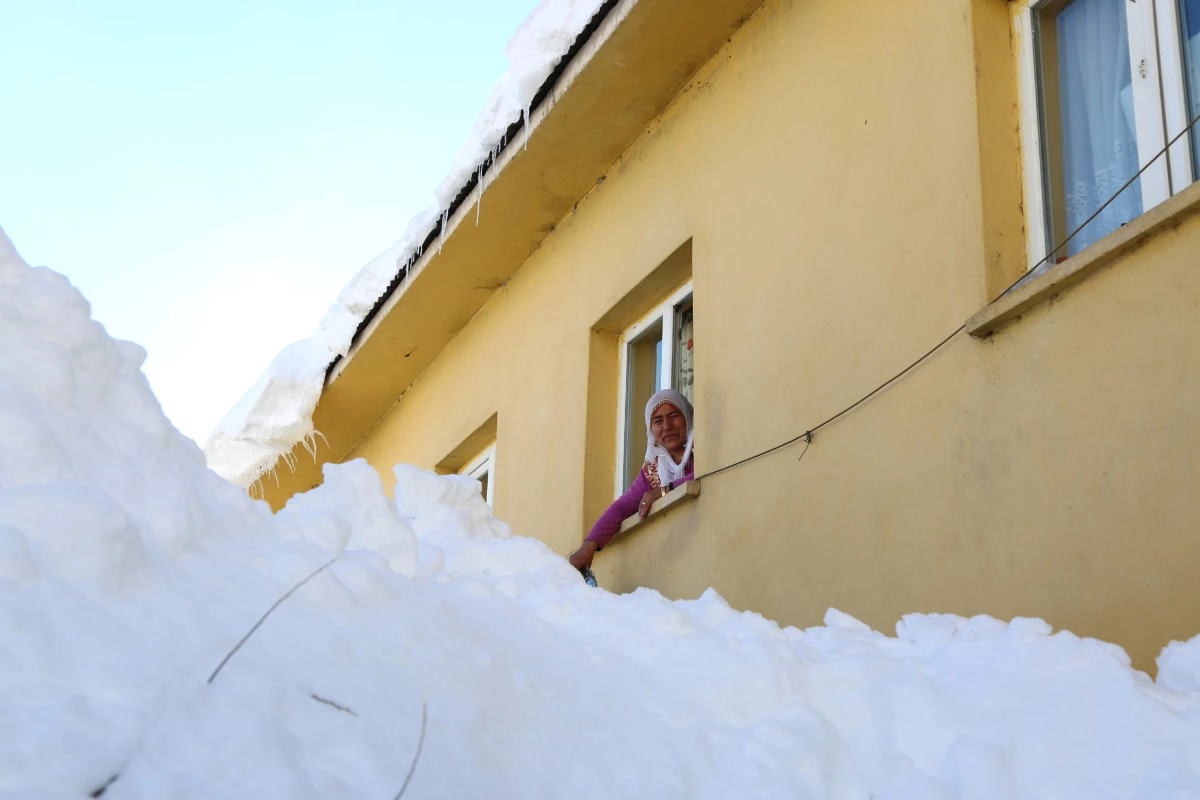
650,402,688,456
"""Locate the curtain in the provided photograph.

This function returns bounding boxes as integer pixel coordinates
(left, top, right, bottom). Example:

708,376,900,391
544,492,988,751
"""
1056,0,1142,256
675,305,694,404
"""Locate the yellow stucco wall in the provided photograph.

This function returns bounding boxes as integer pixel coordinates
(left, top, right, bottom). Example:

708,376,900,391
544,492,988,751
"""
338,0,1198,671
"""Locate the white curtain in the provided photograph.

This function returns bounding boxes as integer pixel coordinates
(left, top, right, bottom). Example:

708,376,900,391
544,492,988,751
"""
675,305,694,404
1056,0,1142,256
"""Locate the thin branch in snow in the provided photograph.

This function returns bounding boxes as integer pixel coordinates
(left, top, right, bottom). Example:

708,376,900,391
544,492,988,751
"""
84,688,171,798
393,701,428,800
207,555,340,684
310,693,358,717
89,772,120,797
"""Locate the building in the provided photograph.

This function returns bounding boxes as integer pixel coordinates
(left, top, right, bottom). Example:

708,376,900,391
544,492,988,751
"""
255,0,1200,671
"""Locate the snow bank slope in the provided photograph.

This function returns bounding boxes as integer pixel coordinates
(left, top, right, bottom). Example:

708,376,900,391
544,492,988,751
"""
5,226,1200,798
204,0,606,488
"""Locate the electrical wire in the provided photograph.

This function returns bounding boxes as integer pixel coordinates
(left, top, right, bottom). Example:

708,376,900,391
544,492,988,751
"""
694,110,1200,484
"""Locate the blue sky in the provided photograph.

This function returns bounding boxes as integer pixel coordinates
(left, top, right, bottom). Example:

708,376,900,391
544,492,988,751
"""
0,0,539,444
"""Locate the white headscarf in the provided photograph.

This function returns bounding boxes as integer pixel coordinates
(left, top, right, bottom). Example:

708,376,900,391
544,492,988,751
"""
644,389,695,487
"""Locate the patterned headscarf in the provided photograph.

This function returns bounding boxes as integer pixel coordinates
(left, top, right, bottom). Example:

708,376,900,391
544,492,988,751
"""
643,389,695,487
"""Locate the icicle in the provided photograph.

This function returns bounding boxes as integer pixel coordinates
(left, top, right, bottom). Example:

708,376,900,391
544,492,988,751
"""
523,104,532,150
300,431,322,461
476,165,484,226
439,209,449,254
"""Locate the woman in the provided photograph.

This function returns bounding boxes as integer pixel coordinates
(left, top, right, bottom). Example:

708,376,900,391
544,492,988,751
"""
569,389,695,570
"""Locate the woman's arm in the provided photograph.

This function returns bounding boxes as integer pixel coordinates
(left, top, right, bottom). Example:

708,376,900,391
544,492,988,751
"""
584,470,651,550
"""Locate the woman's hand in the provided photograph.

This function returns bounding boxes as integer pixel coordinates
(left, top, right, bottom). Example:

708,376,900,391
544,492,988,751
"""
638,488,665,519
569,540,598,570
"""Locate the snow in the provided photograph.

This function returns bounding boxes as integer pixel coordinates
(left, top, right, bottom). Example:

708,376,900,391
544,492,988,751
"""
1160,637,1200,694
204,0,607,488
5,224,1200,798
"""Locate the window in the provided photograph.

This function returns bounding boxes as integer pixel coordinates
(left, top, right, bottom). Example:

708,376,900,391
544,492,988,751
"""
461,444,496,507
615,283,694,491
1023,0,1199,266
1182,0,1200,169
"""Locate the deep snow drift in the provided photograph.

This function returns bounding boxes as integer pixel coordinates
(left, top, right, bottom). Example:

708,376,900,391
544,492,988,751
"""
5,227,1200,798
204,0,607,488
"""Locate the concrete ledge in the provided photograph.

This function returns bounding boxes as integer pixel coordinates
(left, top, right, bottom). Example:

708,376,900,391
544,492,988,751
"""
611,480,701,541
967,179,1200,338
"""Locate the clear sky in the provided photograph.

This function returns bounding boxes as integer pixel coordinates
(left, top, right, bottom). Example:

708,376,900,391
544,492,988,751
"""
1,0,539,444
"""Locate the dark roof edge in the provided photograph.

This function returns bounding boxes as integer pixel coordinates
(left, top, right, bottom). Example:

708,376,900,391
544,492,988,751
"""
326,0,623,380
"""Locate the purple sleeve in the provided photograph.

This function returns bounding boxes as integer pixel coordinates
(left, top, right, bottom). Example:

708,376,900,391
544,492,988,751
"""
585,470,651,549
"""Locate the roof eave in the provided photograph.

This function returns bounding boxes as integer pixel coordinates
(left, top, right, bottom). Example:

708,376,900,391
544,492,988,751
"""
260,0,768,508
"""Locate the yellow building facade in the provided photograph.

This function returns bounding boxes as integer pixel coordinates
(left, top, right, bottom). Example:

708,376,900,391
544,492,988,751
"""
261,0,1200,671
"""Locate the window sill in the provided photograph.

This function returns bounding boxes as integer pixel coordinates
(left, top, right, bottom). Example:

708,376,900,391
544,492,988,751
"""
967,180,1200,338
611,480,701,541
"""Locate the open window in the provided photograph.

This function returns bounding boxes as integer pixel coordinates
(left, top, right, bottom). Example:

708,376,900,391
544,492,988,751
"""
615,282,694,492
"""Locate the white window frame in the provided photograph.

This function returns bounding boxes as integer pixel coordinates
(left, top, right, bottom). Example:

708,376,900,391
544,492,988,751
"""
1160,0,1199,189
461,443,496,507
613,281,693,498
1014,0,1194,269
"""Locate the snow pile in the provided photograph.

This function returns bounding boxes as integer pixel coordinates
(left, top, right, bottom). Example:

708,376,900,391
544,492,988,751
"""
204,0,607,488
6,228,1200,798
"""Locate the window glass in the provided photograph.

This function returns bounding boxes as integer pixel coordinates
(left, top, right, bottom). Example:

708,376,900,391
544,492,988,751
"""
1182,0,1200,172
462,445,496,507
476,470,490,504
624,319,663,486
1036,0,1143,258
674,299,694,404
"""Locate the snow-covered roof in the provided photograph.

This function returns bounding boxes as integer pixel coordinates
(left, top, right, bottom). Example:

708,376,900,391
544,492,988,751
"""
204,0,614,488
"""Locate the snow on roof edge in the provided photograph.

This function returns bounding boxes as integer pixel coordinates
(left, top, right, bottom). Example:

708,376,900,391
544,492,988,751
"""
330,0,624,382
204,0,616,489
